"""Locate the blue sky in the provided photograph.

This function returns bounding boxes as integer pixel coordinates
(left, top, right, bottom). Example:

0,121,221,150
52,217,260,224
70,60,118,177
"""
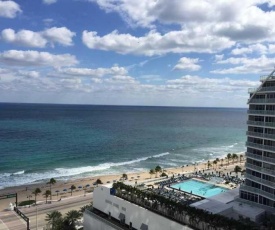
1,0,275,107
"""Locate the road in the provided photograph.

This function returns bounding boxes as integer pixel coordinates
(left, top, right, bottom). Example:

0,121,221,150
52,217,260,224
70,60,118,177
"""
0,194,92,230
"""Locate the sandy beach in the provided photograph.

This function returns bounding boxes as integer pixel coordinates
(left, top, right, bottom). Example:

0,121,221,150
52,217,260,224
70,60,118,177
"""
0,153,245,211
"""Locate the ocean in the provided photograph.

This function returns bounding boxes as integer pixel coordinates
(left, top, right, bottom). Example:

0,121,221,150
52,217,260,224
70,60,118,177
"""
0,103,247,189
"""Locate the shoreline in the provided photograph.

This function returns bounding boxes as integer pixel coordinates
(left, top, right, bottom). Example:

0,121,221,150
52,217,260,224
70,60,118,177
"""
0,152,245,211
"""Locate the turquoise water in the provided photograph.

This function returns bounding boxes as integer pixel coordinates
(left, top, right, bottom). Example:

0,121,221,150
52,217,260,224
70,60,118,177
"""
0,103,246,189
171,179,228,198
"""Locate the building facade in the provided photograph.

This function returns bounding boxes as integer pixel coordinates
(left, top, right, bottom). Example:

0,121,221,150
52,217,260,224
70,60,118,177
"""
240,69,275,209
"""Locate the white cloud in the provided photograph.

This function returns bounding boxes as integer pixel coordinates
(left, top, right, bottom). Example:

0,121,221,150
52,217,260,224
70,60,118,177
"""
166,75,259,92
0,50,78,67
58,66,127,78
0,0,21,18
173,57,201,71
43,0,57,5
90,0,275,44
43,27,75,46
82,30,234,56
1,27,75,48
18,70,40,78
105,75,138,84
1,29,47,48
212,55,275,74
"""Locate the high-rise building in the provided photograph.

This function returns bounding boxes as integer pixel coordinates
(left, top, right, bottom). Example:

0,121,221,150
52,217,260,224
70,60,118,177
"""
240,69,275,210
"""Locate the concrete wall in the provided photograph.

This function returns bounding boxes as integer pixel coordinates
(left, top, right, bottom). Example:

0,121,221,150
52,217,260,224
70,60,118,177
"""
93,185,191,230
83,210,121,230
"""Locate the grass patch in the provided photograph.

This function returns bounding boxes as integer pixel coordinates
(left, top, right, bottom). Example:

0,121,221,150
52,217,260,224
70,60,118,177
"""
18,200,36,206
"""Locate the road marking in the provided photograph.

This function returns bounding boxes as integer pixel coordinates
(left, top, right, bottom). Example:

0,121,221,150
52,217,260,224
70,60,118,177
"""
0,218,9,230
11,212,27,226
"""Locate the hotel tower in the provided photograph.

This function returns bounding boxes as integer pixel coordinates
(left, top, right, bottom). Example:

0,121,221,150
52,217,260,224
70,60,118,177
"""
240,69,275,209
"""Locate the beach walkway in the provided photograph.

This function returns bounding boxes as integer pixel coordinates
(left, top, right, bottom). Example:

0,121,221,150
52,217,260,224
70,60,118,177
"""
0,210,26,230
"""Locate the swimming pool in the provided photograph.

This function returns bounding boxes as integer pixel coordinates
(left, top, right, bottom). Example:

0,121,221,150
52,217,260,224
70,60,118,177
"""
171,179,228,198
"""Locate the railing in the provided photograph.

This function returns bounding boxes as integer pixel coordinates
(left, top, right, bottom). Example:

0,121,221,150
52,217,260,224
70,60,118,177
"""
246,141,275,153
248,88,258,93
259,86,275,92
261,178,275,188
245,163,262,172
247,120,275,128
249,98,275,104
262,156,275,164
247,131,275,140
245,174,262,183
245,152,262,160
240,185,275,200
247,110,275,115
262,167,275,176
260,75,269,81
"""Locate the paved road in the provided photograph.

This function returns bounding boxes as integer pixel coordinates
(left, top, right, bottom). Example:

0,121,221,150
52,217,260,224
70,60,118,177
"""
0,194,92,230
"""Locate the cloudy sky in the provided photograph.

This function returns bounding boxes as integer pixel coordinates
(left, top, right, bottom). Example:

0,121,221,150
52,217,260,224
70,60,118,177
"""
1,0,275,107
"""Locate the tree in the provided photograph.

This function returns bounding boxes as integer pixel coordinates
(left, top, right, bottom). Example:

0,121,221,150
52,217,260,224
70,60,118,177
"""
47,178,56,200
122,173,128,180
227,153,232,165
32,188,41,205
44,190,51,204
207,161,212,170
221,158,224,167
45,210,62,230
65,210,81,227
70,185,76,196
149,169,155,178
232,153,238,163
240,154,244,163
213,160,217,169
155,165,162,177
234,165,242,176
96,178,103,185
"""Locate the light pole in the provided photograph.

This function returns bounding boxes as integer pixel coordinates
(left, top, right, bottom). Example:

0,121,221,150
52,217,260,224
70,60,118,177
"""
36,205,38,230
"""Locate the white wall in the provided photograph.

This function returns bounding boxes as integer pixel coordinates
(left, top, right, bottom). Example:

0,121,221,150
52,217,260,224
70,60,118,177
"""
93,185,191,230
83,211,119,230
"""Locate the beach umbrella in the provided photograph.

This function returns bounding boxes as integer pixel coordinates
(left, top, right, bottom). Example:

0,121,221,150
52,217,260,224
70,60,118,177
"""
55,190,60,196
78,186,82,189
63,189,67,193
86,184,90,188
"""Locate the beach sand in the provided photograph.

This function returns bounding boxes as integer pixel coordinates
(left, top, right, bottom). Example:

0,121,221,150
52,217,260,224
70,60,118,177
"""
0,153,245,211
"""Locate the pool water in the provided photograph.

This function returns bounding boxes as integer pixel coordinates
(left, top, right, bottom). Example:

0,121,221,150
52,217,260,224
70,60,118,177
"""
171,179,228,198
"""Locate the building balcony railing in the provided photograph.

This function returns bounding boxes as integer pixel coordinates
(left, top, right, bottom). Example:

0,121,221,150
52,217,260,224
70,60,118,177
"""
247,131,275,140
248,88,258,93
245,163,262,172
249,98,275,104
245,152,262,160
259,86,275,92
262,156,275,164
261,167,275,176
247,120,275,128
247,110,275,116
240,185,275,200
245,174,275,188
246,141,275,154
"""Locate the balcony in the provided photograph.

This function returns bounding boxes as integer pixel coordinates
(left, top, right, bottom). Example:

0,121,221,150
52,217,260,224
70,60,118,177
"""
262,167,275,176
245,174,275,187
245,163,262,172
259,86,275,92
262,156,275,164
245,152,262,160
248,88,258,93
249,98,275,104
247,131,275,140
247,120,275,128
247,110,275,116
246,141,275,153
240,185,275,200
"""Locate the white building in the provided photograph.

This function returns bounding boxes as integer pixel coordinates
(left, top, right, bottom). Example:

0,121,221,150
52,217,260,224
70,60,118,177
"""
83,184,192,230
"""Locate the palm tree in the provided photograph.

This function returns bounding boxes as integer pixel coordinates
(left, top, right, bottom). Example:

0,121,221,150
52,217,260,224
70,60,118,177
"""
44,190,51,204
207,161,212,170
45,210,62,230
234,165,242,177
70,185,76,196
32,188,41,205
232,153,238,163
213,160,217,169
65,210,81,227
155,165,162,177
149,169,155,179
227,153,232,165
240,154,243,163
221,158,224,167
122,173,128,180
47,178,56,200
